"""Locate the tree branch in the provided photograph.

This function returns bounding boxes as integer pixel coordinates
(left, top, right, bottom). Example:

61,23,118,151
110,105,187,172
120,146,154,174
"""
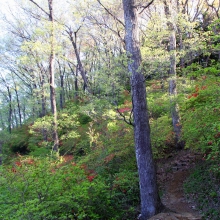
97,0,125,27
115,106,134,127
29,0,50,17
205,0,220,19
139,0,154,14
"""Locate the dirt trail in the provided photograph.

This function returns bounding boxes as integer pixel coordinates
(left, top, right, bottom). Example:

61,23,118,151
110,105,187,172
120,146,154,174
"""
149,150,203,220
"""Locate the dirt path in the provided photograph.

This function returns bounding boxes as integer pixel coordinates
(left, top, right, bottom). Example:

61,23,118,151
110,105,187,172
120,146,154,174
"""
149,150,203,220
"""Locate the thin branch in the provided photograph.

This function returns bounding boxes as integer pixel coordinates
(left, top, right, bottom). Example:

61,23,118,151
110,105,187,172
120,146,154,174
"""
29,0,50,17
96,0,125,27
139,0,154,14
115,107,134,126
205,0,220,19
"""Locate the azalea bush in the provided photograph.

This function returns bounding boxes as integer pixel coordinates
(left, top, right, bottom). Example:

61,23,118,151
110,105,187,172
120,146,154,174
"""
181,76,220,175
0,156,140,220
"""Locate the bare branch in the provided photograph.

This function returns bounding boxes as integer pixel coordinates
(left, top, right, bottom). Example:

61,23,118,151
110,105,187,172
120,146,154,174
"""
205,0,220,19
139,0,154,14
115,107,134,126
96,0,125,27
29,0,50,17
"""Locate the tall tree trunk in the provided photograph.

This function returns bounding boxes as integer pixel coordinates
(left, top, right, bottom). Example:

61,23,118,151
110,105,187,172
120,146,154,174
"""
29,0,59,151
14,85,22,126
6,86,12,134
169,30,183,148
122,0,163,219
0,112,5,130
178,28,185,68
31,73,41,118
48,0,59,152
68,30,90,92
68,63,78,99
57,60,65,109
23,105,26,122
165,0,183,149
75,65,79,99
39,72,48,141
65,74,72,100
59,74,64,109
13,108,18,128
40,72,47,117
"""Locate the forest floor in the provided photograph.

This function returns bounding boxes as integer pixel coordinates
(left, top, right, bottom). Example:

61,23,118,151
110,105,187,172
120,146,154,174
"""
149,149,203,220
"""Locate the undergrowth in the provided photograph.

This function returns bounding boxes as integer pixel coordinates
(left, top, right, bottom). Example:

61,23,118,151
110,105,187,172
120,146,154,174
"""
184,161,220,220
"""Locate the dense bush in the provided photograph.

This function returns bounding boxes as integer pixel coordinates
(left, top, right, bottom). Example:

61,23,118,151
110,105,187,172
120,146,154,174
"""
0,156,139,220
2,126,30,156
184,162,220,220
182,75,220,219
181,76,220,171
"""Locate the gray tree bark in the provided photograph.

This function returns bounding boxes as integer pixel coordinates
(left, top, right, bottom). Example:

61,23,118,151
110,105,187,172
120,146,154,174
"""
57,61,65,109
122,0,163,219
28,0,59,152
164,0,183,149
48,0,59,152
13,82,22,126
68,30,90,92
6,85,12,134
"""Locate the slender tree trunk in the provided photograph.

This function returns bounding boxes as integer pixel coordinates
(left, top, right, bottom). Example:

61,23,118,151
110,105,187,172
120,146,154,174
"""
39,72,48,141
48,0,59,152
0,112,5,130
13,108,18,128
165,0,183,149
169,30,183,148
75,65,79,99
59,74,64,109
14,85,22,126
178,28,185,68
23,105,26,122
31,74,41,118
122,0,163,219
68,31,90,92
57,61,66,109
68,63,78,99
40,73,47,117
65,74,72,100
6,86,12,134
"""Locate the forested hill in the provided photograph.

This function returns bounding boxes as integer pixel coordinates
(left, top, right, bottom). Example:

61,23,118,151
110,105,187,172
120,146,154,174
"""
0,0,219,219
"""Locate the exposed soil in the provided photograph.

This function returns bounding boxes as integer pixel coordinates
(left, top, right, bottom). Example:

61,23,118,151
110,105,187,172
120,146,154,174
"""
149,150,203,220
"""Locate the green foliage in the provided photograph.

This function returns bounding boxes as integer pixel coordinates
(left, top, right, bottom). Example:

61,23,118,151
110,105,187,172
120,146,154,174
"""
2,126,30,156
150,116,173,158
147,90,170,118
58,111,80,140
91,54,129,102
78,113,92,125
184,162,220,220
146,84,174,157
183,63,220,78
184,69,220,206
29,147,51,157
0,156,139,220
181,76,220,154
182,63,203,78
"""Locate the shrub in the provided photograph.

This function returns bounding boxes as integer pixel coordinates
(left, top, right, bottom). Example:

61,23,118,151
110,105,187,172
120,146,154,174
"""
184,162,220,220
0,156,139,219
181,76,220,160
